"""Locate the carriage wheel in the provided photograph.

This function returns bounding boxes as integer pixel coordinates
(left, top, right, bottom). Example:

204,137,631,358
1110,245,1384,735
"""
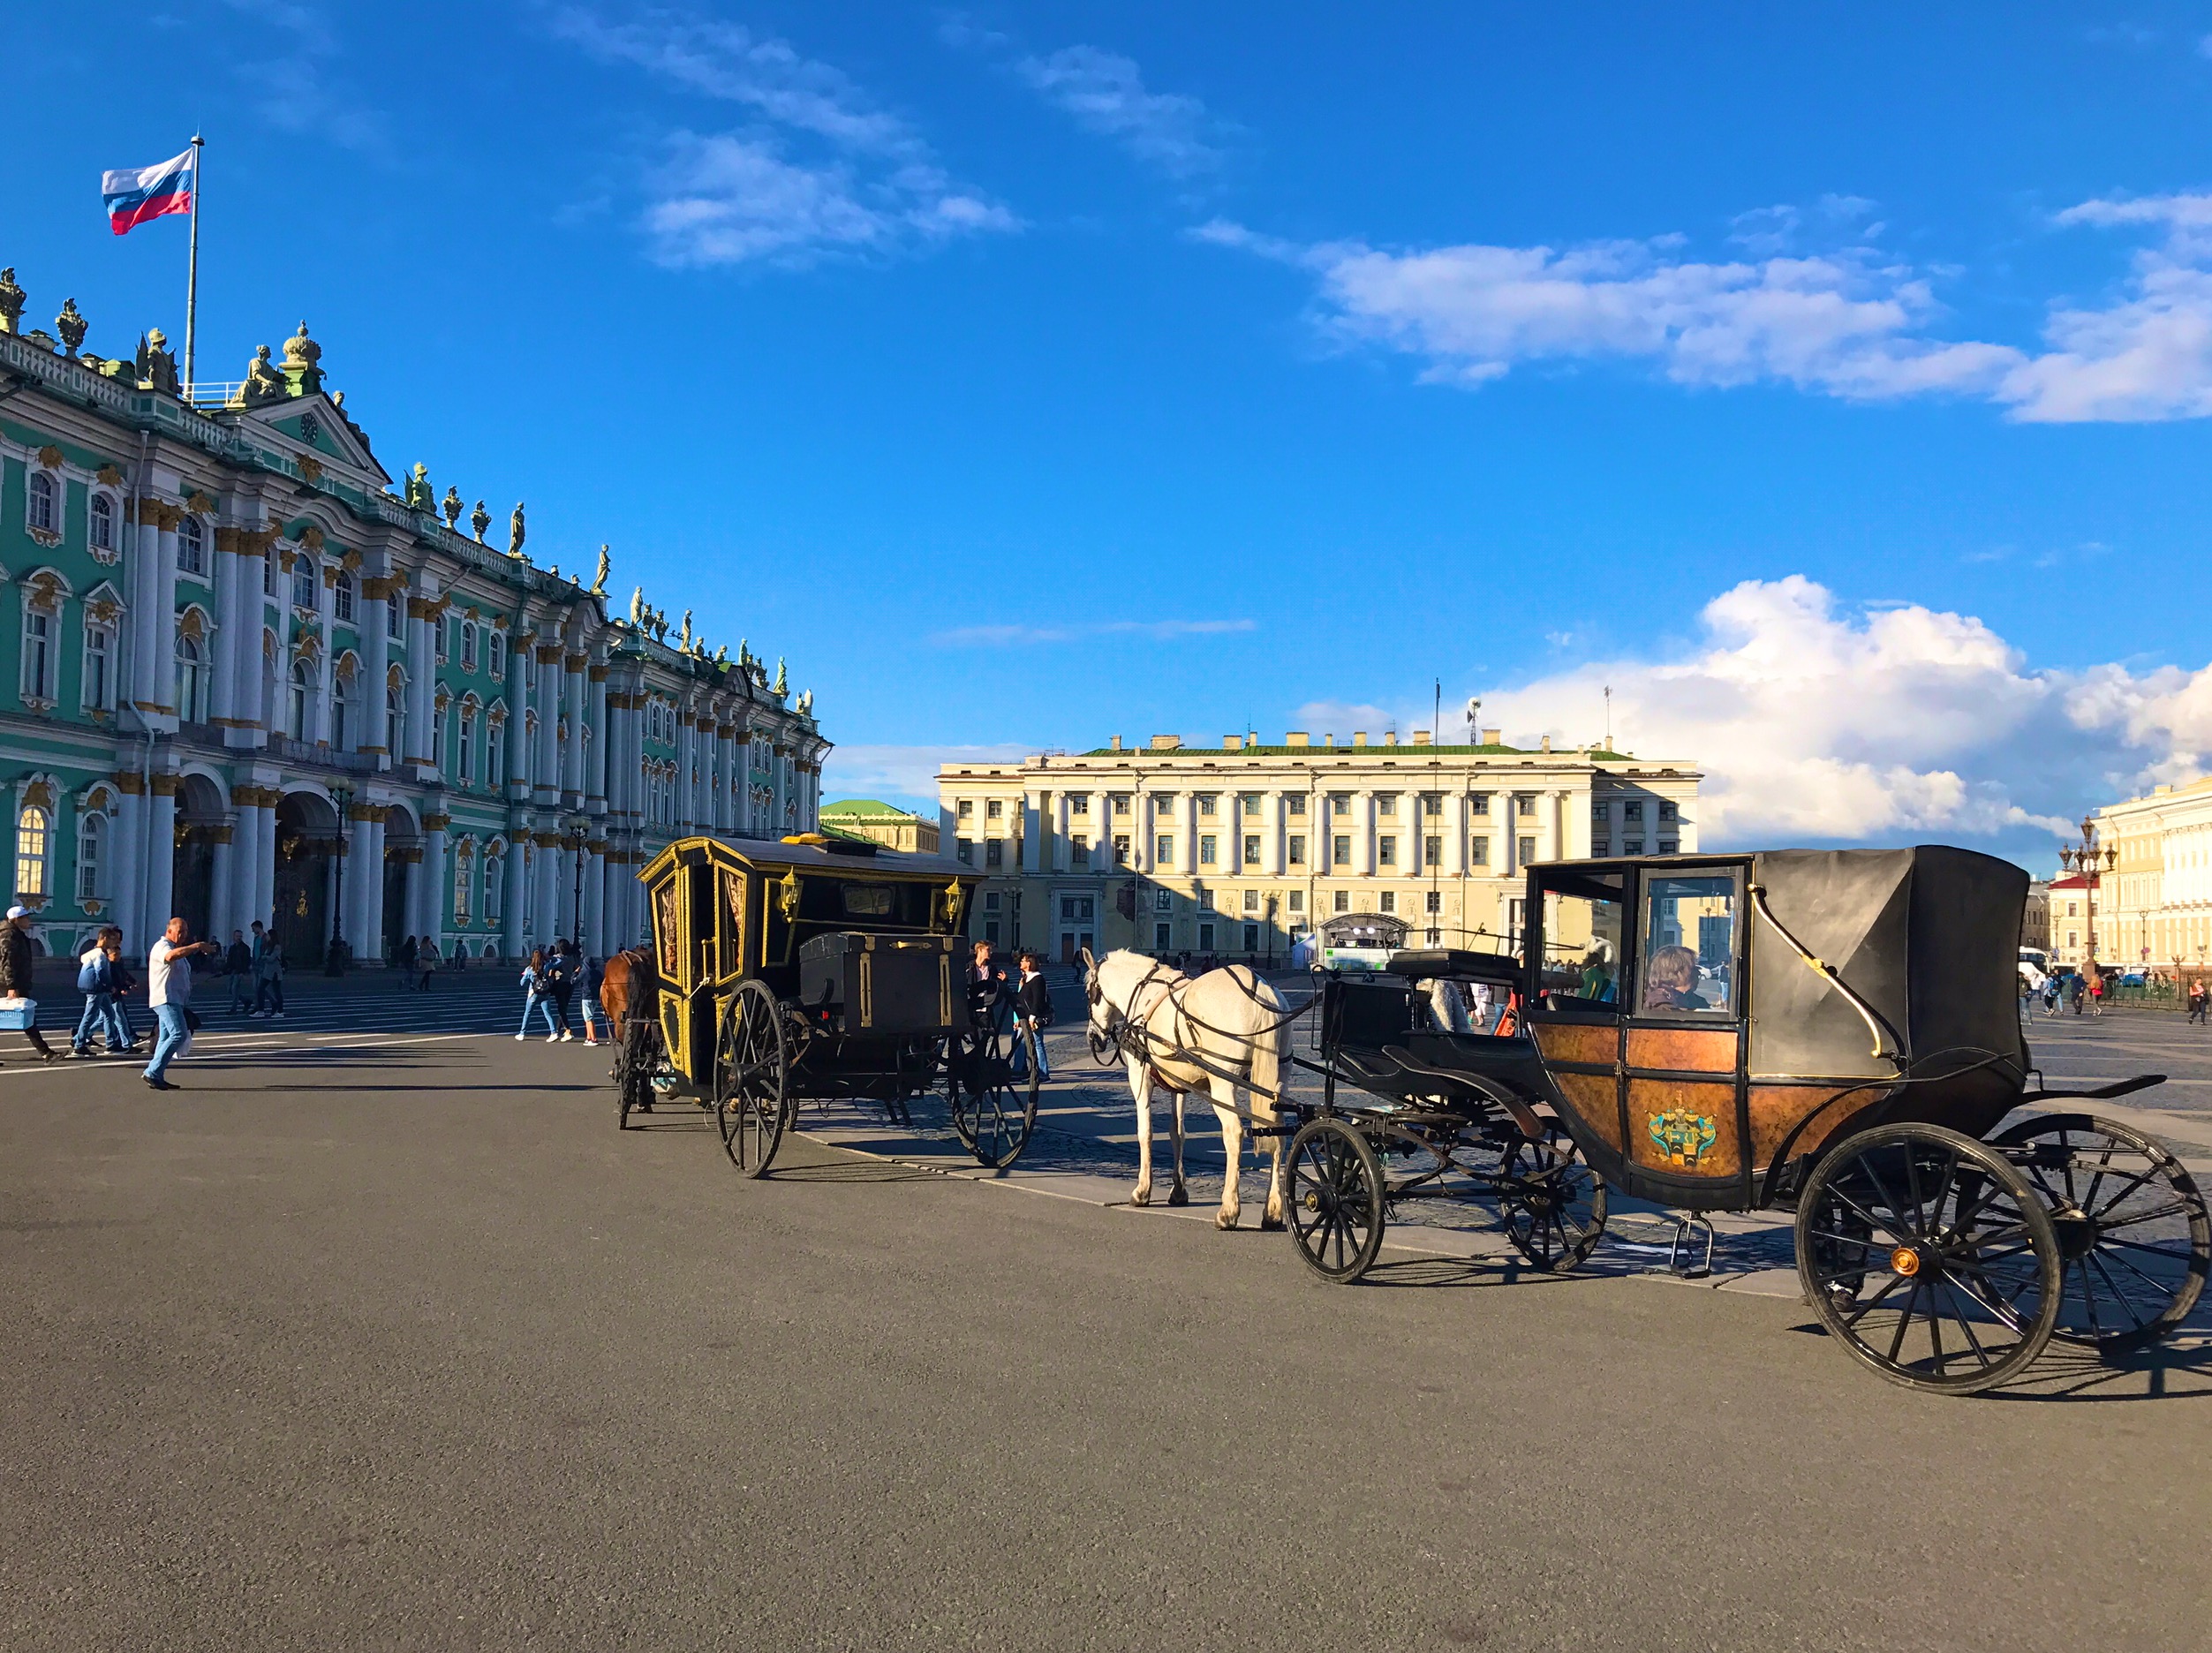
1991,1113,2211,1354
1287,1117,1386,1283
1497,1122,1608,1272
945,1030,1038,1169
1796,1123,2061,1394
715,980,792,1179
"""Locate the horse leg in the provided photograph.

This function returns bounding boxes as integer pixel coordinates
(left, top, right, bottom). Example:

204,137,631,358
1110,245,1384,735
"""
1261,1126,1287,1231
1211,1078,1244,1231
1129,1058,1154,1207
1166,1090,1189,1204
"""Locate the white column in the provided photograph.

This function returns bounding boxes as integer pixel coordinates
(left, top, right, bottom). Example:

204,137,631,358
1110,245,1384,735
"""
311,567,336,746
502,831,529,959
129,507,162,714
1358,791,1377,877
362,812,387,962
208,823,237,944
675,713,694,829
152,519,179,722
1263,794,1285,876
235,546,269,741
422,816,449,947
1053,794,1070,872
506,650,532,798
533,834,559,947
114,784,145,949
145,777,177,931
582,842,605,955
562,654,586,801
208,550,237,728
1184,792,1202,880
586,664,609,807
361,585,390,757
533,651,560,805
250,794,277,937
1446,794,1467,876
404,602,435,766
732,730,751,835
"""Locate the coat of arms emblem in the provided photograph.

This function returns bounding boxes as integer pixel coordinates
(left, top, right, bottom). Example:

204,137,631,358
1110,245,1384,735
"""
1649,1107,1719,1169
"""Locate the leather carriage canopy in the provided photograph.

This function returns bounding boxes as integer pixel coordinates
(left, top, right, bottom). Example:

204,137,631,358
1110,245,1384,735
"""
1747,846,2028,1083
1384,947,1522,987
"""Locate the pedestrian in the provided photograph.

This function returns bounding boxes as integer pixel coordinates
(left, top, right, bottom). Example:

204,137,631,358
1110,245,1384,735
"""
2069,975,2085,1015
396,932,417,986
224,929,254,1014
1010,950,1052,1081
2042,978,2061,1018
2189,981,2208,1026
253,925,287,1019
517,947,559,1040
70,927,134,1056
0,906,57,1065
104,930,140,1051
2089,971,2105,1018
1470,979,1496,1032
143,917,218,1091
545,940,577,1040
416,934,438,992
578,953,606,1046
967,940,1008,1038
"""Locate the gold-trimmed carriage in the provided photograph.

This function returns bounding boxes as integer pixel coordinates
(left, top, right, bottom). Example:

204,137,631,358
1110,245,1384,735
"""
1293,845,2212,1393
607,834,1039,1174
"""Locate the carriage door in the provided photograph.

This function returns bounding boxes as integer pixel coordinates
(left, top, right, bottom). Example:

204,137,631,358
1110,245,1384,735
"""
1623,871,1748,1197
653,868,691,1075
1523,869,1629,1166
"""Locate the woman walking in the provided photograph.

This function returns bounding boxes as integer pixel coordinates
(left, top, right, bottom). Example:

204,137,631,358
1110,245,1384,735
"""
517,947,559,1041
545,940,578,1042
416,935,439,992
578,953,606,1046
71,926,135,1056
0,906,57,1064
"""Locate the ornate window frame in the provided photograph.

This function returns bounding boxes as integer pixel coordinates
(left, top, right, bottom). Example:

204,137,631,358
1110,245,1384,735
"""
87,489,119,562
24,465,60,546
12,775,57,908
177,514,207,577
19,567,71,709
483,835,507,925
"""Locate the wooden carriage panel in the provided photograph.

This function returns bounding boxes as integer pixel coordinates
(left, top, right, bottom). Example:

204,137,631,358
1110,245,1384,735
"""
1626,1080,1742,1179
1532,1023,1615,1068
1748,1084,1860,1170
1551,1070,1624,1152
1625,1026,1739,1075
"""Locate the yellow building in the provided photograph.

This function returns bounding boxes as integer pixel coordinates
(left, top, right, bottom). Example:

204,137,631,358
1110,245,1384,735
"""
818,797,940,854
937,728,1703,964
2093,777,2212,973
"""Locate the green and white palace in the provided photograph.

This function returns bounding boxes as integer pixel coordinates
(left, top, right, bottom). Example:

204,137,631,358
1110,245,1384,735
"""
0,264,828,967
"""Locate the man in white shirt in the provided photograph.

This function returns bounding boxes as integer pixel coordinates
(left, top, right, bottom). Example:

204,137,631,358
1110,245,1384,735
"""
144,917,216,1091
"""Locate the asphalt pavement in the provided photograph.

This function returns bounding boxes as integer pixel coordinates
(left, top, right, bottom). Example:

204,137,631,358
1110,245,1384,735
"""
4,1013,2211,1651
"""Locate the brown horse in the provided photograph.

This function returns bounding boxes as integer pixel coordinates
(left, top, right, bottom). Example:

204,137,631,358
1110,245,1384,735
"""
602,947,664,1116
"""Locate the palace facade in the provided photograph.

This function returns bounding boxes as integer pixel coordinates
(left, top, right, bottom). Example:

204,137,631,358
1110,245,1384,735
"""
938,728,1702,964
0,265,827,966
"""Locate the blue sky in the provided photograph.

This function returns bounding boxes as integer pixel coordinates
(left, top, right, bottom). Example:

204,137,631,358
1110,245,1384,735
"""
13,3,2212,866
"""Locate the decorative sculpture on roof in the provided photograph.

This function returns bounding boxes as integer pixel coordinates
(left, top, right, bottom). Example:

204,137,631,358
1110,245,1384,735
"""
135,328,179,396
796,689,813,716
55,299,87,358
471,499,490,543
629,585,644,625
773,657,787,697
404,464,433,512
0,268,22,336
508,501,526,557
281,321,323,396
591,545,609,595
236,343,287,407
442,487,463,530
714,645,728,665
679,609,693,651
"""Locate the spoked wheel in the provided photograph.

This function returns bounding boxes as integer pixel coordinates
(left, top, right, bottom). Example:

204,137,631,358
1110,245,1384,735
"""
1497,1121,1608,1272
1992,1113,2211,1354
945,1030,1038,1169
1796,1123,2062,1394
715,979,792,1178
1287,1116,1387,1283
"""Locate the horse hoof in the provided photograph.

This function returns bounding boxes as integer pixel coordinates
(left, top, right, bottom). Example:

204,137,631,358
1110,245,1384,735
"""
1259,1216,1285,1233
1130,1190,1151,1208
1215,1211,1239,1232
1166,1186,1189,1207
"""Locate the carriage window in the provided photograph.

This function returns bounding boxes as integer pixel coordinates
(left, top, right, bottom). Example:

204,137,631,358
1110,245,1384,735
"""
1641,874,1736,1016
842,882,894,917
1536,870,1625,1007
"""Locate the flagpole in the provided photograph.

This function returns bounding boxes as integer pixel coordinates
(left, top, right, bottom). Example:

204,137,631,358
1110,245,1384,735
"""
184,133,203,396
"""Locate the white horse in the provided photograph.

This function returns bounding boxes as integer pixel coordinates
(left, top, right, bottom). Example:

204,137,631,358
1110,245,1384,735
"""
1080,947,1289,1231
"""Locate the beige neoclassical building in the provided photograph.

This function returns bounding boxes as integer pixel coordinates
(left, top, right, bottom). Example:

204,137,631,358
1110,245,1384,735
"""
2091,776,2212,972
938,728,1703,964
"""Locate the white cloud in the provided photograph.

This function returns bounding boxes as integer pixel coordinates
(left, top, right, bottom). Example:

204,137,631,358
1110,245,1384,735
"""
822,742,1031,812
553,5,1015,266
1317,577,2212,855
1013,45,1226,177
1198,193,2212,423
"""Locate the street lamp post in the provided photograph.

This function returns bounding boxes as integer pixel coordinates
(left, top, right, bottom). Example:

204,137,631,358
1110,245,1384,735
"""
2057,812,2118,978
326,785,353,976
567,817,589,955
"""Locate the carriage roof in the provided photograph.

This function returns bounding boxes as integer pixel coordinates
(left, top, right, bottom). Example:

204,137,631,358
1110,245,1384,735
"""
638,834,978,888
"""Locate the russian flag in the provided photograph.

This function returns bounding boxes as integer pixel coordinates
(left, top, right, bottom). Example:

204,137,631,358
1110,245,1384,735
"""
102,148,195,237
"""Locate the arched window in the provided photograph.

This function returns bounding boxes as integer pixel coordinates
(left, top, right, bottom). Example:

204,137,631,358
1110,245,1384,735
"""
432,696,449,768
20,608,54,701
458,706,476,783
331,671,352,749
487,715,505,789
15,804,49,899
387,593,402,639
177,517,205,574
263,553,276,597
388,684,406,760
460,622,479,673
26,472,55,534
334,570,356,623
76,811,103,902
291,556,316,611
89,494,115,553
484,847,505,923
453,841,474,924
175,633,208,722
287,659,313,741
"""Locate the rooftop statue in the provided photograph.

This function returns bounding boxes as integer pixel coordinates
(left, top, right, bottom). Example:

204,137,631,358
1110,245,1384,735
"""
508,501,526,557
630,585,645,625
442,487,464,530
714,645,728,665
796,689,813,715
236,343,287,407
679,609,693,651
55,298,87,359
0,268,23,335
471,499,490,543
773,657,787,697
135,328,179,396
404,464,434,512
281,321,324,396
592,545,610,595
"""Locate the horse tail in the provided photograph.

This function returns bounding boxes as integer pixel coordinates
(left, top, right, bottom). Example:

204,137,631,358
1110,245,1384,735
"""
1245,968,1285,1116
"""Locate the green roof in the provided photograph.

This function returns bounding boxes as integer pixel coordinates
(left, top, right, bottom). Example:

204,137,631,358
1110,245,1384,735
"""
819,797,923,820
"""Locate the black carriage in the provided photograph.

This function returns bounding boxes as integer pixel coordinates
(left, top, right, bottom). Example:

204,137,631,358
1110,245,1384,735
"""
1291,845,2212,1393
615,834,1039,1173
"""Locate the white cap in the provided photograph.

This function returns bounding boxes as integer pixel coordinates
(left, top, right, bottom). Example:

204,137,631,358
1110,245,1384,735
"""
4,906,27,920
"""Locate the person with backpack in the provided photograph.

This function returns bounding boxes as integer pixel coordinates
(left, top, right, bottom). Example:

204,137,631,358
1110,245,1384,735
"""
1010,950,1053,1081
71,926,135,1056
517,947,559,1041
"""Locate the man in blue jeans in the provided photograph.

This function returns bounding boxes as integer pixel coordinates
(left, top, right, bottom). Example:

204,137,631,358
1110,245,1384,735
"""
144,917,216,1091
